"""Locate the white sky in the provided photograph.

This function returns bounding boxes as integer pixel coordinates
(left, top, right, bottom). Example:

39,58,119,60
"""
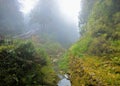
58,0,81,24
18,0,39,14
18,0,81,24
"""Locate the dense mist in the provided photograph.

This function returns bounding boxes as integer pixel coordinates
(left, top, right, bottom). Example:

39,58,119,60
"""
27,0,79,46
0,0,120,86
0,0,24,36
0,0,79,46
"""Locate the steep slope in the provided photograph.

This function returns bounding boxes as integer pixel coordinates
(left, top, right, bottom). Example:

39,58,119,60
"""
60,0,120,85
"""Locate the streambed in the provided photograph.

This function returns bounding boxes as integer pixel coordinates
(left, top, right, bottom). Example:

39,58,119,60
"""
57,74,71,86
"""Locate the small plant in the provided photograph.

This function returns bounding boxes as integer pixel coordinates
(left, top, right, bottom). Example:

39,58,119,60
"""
111,57,120,65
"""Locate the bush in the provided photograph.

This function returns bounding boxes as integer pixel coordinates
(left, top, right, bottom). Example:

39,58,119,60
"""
69,56,120,86
0,40,57,86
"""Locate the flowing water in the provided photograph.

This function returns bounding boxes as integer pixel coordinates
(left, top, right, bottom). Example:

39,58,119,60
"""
57,74,71,86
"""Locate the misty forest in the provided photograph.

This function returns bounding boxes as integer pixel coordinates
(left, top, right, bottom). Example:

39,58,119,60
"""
0,0,120,86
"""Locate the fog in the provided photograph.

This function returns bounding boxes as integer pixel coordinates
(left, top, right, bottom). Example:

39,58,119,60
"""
0,0,81,46
0,0,24,36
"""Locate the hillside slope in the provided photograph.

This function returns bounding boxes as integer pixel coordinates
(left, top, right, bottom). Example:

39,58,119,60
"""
60,0,120,85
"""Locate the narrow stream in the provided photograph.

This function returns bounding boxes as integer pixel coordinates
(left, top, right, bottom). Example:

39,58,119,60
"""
57,74,71,86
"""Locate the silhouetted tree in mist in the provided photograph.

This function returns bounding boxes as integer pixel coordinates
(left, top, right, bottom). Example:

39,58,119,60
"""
30,0,79,47
0,0,24,36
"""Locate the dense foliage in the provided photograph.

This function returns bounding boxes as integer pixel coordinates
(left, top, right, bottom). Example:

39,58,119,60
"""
78,0,120,57
0,40,58,86
0,0,120,86
69,56,120,86
59,0,120,85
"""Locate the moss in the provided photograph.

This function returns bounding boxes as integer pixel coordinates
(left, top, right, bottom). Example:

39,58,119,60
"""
69,56,120,86
69,35,92,57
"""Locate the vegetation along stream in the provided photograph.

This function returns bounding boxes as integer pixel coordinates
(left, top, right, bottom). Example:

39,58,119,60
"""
0,0,120,86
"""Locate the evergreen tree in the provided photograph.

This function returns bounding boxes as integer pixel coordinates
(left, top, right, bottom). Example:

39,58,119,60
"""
0,0,24,36
30,0,79,47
